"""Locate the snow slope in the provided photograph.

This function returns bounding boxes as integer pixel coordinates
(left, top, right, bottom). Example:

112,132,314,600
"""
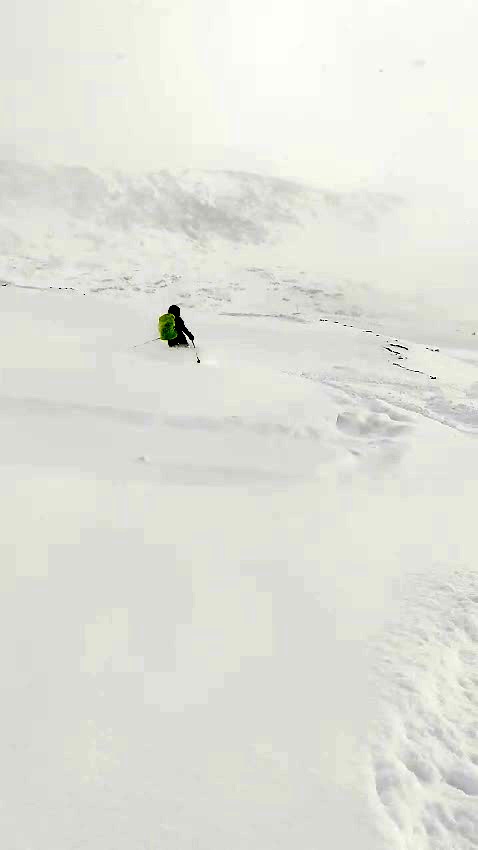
0,283,477,849
2,159,478,322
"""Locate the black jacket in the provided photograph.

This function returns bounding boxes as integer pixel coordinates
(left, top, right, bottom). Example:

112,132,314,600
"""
169,315,194,347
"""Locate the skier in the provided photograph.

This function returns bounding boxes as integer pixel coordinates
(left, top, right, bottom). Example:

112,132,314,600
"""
165,304,194,348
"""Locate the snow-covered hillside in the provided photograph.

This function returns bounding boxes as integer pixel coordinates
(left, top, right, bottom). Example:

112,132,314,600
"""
2,159,478,324
0,160,402,313
1,281,477,849
3,159,478,347
0,160,401,244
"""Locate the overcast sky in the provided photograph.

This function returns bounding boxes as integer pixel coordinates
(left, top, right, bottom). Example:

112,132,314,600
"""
1,0,477,189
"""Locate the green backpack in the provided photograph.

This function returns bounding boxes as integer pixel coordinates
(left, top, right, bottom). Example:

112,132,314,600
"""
158,313,177,341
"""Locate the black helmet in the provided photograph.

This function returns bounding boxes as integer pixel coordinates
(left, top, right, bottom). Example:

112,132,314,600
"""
168,304,180,317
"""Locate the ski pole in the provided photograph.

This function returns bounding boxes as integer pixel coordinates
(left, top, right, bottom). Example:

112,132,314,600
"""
132,337,160,349
192,340,200,364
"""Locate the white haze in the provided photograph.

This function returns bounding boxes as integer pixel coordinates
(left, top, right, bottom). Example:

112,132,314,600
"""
2,1,478,311
2,0,478,192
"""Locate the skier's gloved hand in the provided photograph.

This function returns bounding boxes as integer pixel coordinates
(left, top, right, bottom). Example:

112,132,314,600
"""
190,334,195,341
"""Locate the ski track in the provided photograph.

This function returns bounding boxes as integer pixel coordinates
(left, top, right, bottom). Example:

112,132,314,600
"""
0,393,333,487
0,389,418,482
0,394,324,442
370,569,478,849
303,374,478,436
